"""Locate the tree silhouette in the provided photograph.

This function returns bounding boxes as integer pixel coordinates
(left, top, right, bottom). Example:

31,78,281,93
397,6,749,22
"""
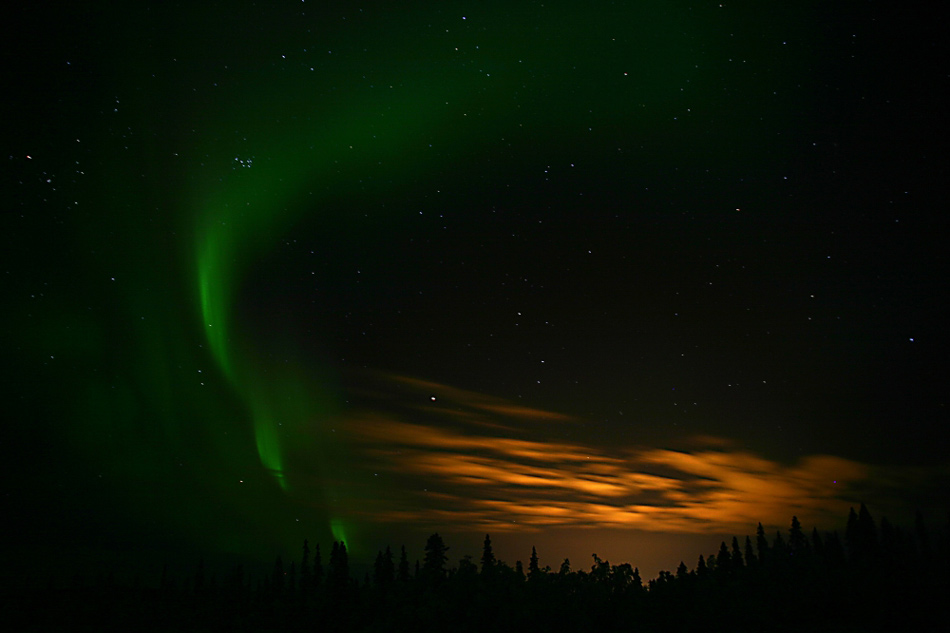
397,545,411,582
731,536,744,569
744,535,757,567
559,558,571,575
717,541,732,575
480,534,495,574
422,533,448,581
373,546,395,589
528,546,540,579
312,543,323,588
756,522,770,564
19,504,944,633
788,516,807,558
328,541,348,589
676,561,689,580
299,539,311,594
515,560,525,581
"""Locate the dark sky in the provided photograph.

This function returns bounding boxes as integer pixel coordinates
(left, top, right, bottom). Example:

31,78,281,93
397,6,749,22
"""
3,1,947,578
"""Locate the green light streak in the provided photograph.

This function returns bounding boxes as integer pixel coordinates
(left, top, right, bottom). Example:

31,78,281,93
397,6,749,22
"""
191,61,490,496
185,1,811,544
197,235,234,382
330,518,349,550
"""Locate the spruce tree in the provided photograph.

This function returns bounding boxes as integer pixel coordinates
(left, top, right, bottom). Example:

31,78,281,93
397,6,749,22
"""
372,545,395,589
329,541,349,587
696,555,708,577
423,533,449,581
744,535,757,567
756,522,770,565
858,503,879,555
397,545,410,582
789,516,807,557
480,534,496,574
313,543,323,587
717,541,732,575
528,546,540,579
731,536,744,569
676,561,689,580
301,539,311,591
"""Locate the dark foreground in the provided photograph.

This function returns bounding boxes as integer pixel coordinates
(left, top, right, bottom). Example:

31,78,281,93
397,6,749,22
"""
6,506,947,632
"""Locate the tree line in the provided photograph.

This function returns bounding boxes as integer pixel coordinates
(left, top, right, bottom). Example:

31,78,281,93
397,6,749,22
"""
7,504,947,631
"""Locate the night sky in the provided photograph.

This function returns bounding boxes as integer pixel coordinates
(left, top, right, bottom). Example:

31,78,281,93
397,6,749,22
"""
3,1,948,579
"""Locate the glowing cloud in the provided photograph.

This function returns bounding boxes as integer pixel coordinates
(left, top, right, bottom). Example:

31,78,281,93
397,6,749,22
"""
338,375,881,534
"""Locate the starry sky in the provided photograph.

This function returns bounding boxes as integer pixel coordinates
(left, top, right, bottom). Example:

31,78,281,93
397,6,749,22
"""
3,1,948,578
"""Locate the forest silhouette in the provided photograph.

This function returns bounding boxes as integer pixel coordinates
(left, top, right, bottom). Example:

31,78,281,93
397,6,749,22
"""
6,504,945,631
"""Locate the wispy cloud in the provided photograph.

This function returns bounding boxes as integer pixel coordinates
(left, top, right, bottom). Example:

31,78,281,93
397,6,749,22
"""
330,374,929,534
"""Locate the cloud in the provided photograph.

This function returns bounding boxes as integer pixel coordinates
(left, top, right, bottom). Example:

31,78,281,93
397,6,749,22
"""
329,374,930,534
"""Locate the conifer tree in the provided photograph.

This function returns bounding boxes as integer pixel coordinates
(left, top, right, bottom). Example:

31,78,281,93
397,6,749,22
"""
313,543,323,587
676,561,689,580
374,547,395,589
731,536,744,569
756,522,770,564
773,530,787,562
559,558,571,575
528,546,540,579
716,541,732,575
480,534,496,573
301,539,311,591
329,541,349,587
846,504,879,563
789,516,807,557
397,545,411,582
858,503,879,554
744,535,757,567
423,533,448,581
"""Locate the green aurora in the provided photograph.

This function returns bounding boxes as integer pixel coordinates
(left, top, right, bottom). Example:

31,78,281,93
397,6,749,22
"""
7,1,865,568
191,0,808,502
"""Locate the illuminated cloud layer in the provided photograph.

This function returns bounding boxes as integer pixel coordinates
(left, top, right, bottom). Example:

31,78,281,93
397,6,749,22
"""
340,375,876,534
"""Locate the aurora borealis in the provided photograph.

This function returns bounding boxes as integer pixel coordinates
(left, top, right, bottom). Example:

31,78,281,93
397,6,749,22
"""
4,1,947,578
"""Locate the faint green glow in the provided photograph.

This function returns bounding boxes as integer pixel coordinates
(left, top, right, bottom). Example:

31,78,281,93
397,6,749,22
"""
182,0,809,551
197,235,234,382
330,518,349,549
251,411,286,491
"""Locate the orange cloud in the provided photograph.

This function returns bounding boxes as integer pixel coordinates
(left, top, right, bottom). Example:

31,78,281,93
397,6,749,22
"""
326,374,909,535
